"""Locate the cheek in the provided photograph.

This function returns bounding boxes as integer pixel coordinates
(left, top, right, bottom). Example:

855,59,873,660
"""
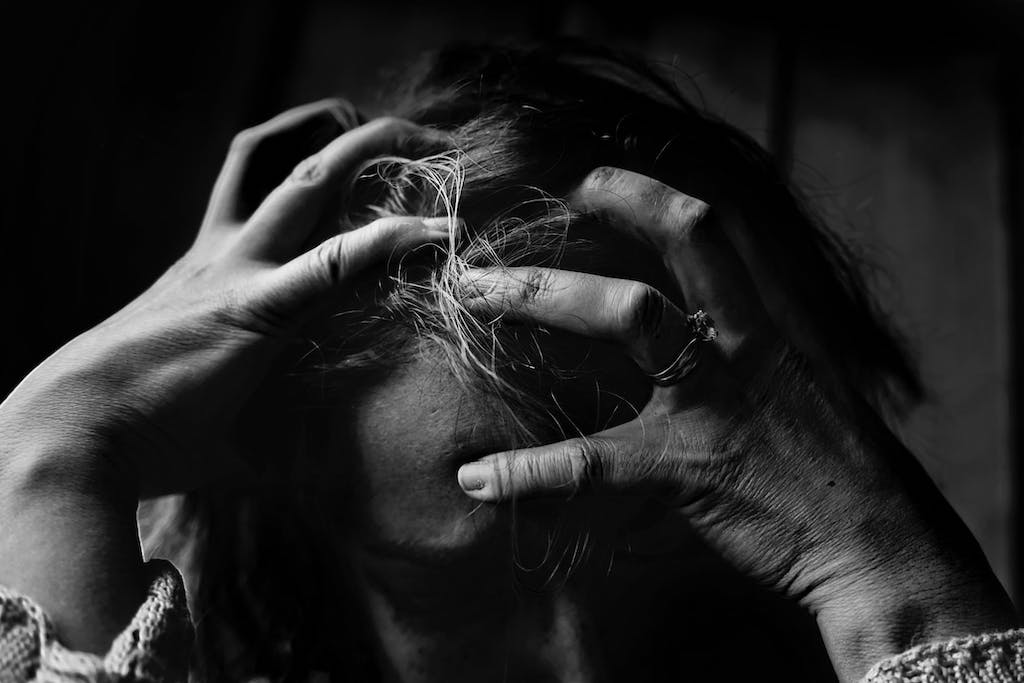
333,361,514,551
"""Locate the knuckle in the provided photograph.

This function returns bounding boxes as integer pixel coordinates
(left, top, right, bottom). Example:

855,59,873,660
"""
229,128,259,154
313,96,348,114
371,115,404,128
379,115,407,130
364,115,408,137
581,165,625,191
669,192,713,242
288,153,324,184
312,235,347,286
564,442,606,491
617,282,665,338
362,116,447,156
516,268,550,306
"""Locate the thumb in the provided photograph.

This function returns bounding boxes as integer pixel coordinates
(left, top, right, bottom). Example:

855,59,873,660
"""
457,434,630,502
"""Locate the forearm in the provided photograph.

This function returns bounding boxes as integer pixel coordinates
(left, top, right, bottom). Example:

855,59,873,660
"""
807,426,1017,680
0,417,147,654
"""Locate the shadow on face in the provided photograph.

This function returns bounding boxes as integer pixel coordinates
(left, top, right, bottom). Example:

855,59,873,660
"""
329,332,667,575
324,219,674,574
319,337,832,683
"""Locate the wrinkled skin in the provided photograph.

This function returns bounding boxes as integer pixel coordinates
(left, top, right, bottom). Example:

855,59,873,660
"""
453,168,1018,682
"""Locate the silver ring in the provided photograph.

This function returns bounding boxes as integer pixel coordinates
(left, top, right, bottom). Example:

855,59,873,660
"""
647,309,718,387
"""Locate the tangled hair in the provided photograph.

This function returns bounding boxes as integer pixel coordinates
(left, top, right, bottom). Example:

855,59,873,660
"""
141,40,924,681
312,149,585,442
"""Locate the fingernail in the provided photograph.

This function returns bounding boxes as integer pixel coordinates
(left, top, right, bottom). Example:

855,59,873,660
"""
458,462,490,493
421,216,464,235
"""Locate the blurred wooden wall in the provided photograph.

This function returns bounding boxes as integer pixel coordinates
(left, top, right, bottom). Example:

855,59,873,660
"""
4,0,1023,600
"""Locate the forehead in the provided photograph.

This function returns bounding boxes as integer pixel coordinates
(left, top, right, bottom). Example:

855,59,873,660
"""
333,352,520,548
351,355,522,470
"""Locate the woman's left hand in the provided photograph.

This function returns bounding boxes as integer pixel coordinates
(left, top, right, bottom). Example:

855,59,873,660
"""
454,167,1017,682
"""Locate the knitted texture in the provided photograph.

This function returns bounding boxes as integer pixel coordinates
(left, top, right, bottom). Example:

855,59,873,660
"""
2,562,1023,682
0,560,192,683
864,628,1024,682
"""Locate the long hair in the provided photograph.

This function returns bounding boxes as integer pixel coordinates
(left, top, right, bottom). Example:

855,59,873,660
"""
141,39,923,681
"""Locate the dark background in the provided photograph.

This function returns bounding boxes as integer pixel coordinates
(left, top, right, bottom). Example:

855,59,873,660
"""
3,0,1022,604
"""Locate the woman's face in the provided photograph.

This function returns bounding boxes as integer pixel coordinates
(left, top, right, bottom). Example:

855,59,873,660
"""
319,228,696,682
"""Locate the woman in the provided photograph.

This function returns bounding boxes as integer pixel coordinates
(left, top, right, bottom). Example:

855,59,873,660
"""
0,41,1019,682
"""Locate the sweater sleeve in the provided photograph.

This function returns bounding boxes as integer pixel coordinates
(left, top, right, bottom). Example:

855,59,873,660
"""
863,628,1024,682
3,562,1023,683
0,559,193,683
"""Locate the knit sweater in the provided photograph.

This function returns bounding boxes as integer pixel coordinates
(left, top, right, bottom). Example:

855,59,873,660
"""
1,561,1021,682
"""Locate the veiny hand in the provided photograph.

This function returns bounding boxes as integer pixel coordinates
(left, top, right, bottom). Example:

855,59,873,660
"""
455,167,1017,681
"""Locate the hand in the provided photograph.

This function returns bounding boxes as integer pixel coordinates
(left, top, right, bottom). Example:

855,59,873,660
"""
454,167,1016,681
0,101,452,652
2,101,452,497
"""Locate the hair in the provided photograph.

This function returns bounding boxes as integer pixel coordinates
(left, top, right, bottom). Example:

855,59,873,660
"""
141,39,924,682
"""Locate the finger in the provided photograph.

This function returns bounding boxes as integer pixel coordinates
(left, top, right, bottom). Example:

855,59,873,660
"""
456,422,648,501
460,267,691,374
569,166,710,251
204,98,359,230
569,167,769,347
239,117,452,261
256,215,456,322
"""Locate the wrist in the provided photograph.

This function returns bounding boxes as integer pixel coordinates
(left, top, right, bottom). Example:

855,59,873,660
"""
811,534,1017,682
0,423,147,654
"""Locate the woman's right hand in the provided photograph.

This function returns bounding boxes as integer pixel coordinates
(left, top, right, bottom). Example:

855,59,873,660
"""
455,167,1017,682
1,101,452,499
0,100,452,652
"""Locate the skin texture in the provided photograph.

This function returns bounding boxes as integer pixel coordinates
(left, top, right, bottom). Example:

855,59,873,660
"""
0,102,453,653
328,351,780,682
0,97,1016,682
455,167,1019,682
